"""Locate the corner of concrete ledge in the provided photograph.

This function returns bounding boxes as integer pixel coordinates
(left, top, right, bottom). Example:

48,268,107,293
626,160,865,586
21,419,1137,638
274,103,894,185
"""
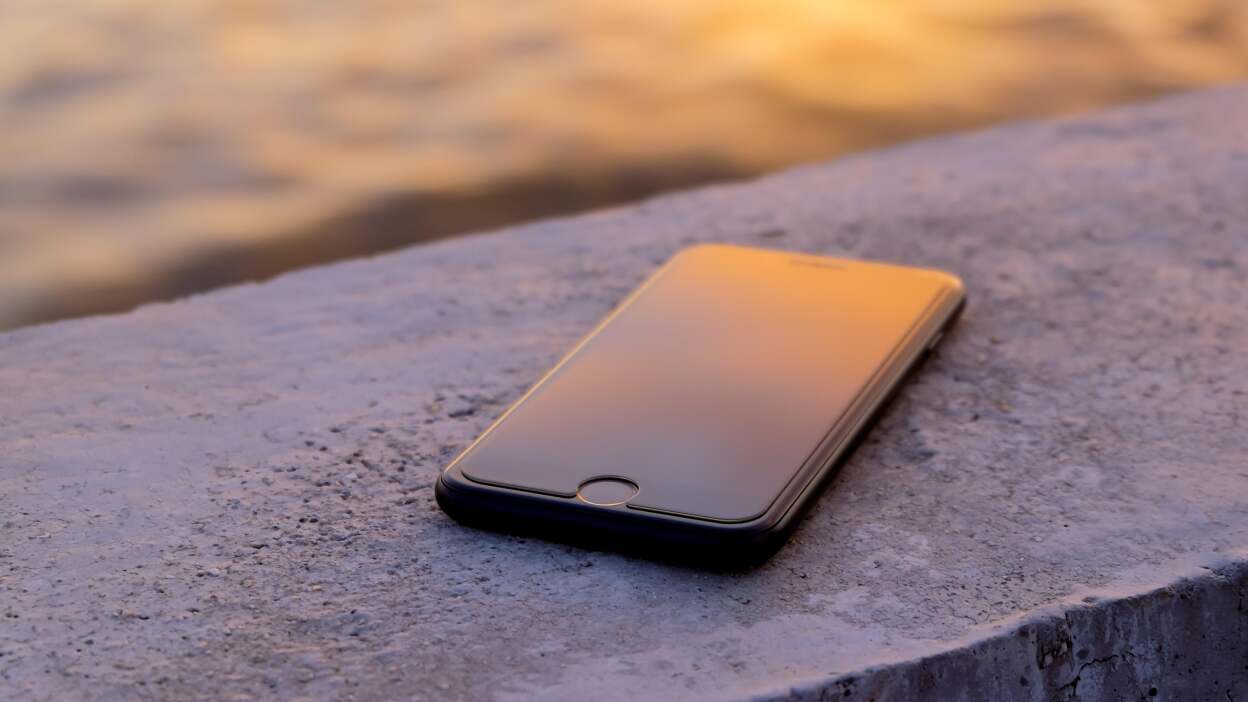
2,84,1247,701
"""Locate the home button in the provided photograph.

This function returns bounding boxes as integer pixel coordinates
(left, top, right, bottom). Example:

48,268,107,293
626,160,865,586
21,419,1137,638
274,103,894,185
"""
576,477,639,506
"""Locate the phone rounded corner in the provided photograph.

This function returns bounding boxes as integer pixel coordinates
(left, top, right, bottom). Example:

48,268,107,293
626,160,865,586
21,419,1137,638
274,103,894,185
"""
715,503,799,550
721,515,794,566
434,471,456,509
923,270,967,324
435,466,476,516
931,269,966,298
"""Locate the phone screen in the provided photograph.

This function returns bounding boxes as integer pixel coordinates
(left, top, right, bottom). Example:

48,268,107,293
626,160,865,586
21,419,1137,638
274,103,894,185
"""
456,245,956,523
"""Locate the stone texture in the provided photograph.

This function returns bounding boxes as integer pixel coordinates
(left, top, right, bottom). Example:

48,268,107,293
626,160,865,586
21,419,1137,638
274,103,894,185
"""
2,85,1248,701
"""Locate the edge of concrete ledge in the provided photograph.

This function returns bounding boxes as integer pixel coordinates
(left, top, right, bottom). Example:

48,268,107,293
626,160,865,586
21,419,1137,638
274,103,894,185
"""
755,553,1248,701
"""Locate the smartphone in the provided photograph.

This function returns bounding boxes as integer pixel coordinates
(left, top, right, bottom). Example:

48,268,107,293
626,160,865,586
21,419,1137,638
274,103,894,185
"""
436,244,965,566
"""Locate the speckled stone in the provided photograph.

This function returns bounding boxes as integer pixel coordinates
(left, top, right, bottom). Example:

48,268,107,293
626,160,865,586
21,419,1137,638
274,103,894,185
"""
2,85,1247,701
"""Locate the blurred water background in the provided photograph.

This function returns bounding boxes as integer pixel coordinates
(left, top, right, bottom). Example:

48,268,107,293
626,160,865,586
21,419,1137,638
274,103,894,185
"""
3,0,1247,330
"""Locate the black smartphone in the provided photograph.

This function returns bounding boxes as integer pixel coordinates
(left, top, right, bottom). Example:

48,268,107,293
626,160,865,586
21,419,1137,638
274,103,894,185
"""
436,244,965,566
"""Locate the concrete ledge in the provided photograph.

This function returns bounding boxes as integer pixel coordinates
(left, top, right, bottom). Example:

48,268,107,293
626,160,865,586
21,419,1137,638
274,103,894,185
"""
2,84,1247,701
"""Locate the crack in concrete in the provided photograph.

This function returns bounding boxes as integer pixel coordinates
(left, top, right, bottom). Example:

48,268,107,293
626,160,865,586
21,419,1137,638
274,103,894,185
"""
1058,652,1134,699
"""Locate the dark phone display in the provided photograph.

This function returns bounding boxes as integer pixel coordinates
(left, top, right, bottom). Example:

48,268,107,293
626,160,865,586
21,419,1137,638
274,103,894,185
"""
455,245,954,523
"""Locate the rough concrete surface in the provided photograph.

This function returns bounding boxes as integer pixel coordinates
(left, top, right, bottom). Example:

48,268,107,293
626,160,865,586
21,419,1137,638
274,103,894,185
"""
2,85,1248,701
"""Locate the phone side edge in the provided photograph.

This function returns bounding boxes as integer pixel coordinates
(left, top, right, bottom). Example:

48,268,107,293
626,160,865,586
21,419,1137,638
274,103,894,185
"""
758,275,968,545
